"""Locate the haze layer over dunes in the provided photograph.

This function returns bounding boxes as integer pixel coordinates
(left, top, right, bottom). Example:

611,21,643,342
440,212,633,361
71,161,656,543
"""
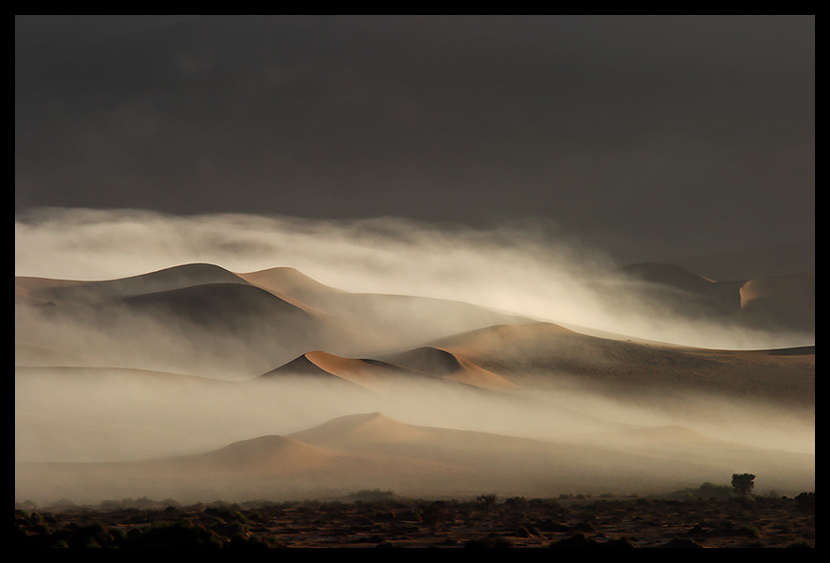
15,220,814,505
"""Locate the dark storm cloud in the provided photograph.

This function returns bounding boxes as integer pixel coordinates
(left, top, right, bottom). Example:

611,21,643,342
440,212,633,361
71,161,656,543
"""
15,15,814,262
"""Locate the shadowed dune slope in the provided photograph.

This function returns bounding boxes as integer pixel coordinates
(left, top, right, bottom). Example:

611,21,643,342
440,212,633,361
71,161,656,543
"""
239,266,531,351
16,263,539,374
385,346,517,391
261,348,516,393
108,283,313,331
237,266,346,306
17,263,248,304
16,264,409,374
429,322,815,407
386,346,463,376
259,350,443,393
16,281,351,376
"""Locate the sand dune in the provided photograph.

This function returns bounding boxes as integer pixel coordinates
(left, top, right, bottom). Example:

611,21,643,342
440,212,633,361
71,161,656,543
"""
15,412,815,505
292,413,814,485
289,412,429,447
15,263,532,375
15,274,389,377
182,435,341,475
239,266,530,351
428,321,815,407
19,263,249,304
262,347,516,394
25,282,334,376
15,276,83,306
385,346,516,391
261,350,422,393
14,260,815,506
14,435,354,504
237,266,346,309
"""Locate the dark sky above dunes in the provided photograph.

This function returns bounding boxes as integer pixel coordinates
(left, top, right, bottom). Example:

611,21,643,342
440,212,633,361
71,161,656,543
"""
14,15,815,263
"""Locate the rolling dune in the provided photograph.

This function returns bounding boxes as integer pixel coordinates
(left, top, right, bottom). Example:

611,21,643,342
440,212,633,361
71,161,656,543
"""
14,260,815,507
260,349,514,395
430,322,815,408
261,350,421,393
385,346,516,391
19,263,249,304
15,263,530,376
239,266,530,352
18,282,335,376
15,412,815,505
237,266,347,309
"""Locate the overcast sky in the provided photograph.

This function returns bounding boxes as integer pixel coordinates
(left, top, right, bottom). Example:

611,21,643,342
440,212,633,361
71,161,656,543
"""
15,15,814,264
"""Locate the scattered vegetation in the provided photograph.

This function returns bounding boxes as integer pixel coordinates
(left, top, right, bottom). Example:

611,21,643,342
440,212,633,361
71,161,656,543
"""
731,473,756,498
15,485,815,548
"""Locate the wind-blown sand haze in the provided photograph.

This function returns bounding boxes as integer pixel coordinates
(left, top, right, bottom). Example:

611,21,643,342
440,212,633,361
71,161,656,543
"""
15,210,814,511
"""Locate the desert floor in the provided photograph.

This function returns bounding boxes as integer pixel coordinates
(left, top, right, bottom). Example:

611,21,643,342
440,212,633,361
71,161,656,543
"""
15,492,815,548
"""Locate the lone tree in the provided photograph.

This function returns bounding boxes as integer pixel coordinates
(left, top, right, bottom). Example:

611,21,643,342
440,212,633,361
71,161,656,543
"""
731,473,756,497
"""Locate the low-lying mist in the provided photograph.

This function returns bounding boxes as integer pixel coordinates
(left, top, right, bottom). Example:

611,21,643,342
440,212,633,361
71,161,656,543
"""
15,365,815,504
14,366,815,463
